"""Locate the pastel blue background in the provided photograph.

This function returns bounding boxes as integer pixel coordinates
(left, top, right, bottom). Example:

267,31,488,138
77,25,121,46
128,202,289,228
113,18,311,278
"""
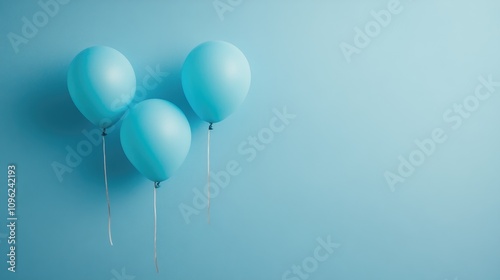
1,0,500,279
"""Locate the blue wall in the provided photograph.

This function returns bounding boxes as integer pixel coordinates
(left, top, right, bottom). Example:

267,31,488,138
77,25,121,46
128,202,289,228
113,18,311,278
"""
1,0,500,279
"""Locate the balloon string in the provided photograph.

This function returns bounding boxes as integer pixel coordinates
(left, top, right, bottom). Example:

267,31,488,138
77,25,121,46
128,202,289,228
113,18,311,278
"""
102,129,113,246
207,123,213,224
154,182,159,273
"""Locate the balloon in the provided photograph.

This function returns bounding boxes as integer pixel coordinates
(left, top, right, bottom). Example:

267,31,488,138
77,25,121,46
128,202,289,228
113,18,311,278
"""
120,99,191,182
68,46,136,128
181,41,251,123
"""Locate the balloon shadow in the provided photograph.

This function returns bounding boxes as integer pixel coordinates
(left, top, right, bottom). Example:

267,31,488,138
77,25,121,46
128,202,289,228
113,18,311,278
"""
16,69,89,139
15,65,143,194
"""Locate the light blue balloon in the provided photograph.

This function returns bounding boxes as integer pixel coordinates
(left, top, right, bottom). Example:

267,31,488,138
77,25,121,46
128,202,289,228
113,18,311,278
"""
181,41,251,123
120,99,191,182
67,46,136,128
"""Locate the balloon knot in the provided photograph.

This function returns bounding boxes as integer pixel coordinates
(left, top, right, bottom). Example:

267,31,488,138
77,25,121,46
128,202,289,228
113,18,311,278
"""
208,123,213,130
102,128,107,136
154,182,160,189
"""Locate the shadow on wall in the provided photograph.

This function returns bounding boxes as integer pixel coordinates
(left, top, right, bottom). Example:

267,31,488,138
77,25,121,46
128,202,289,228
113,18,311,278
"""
14,65,137,193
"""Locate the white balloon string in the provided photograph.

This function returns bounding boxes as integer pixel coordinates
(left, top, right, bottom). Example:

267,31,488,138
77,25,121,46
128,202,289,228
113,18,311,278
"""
154,182,159,273
207,123,213,224
103,129,113,246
